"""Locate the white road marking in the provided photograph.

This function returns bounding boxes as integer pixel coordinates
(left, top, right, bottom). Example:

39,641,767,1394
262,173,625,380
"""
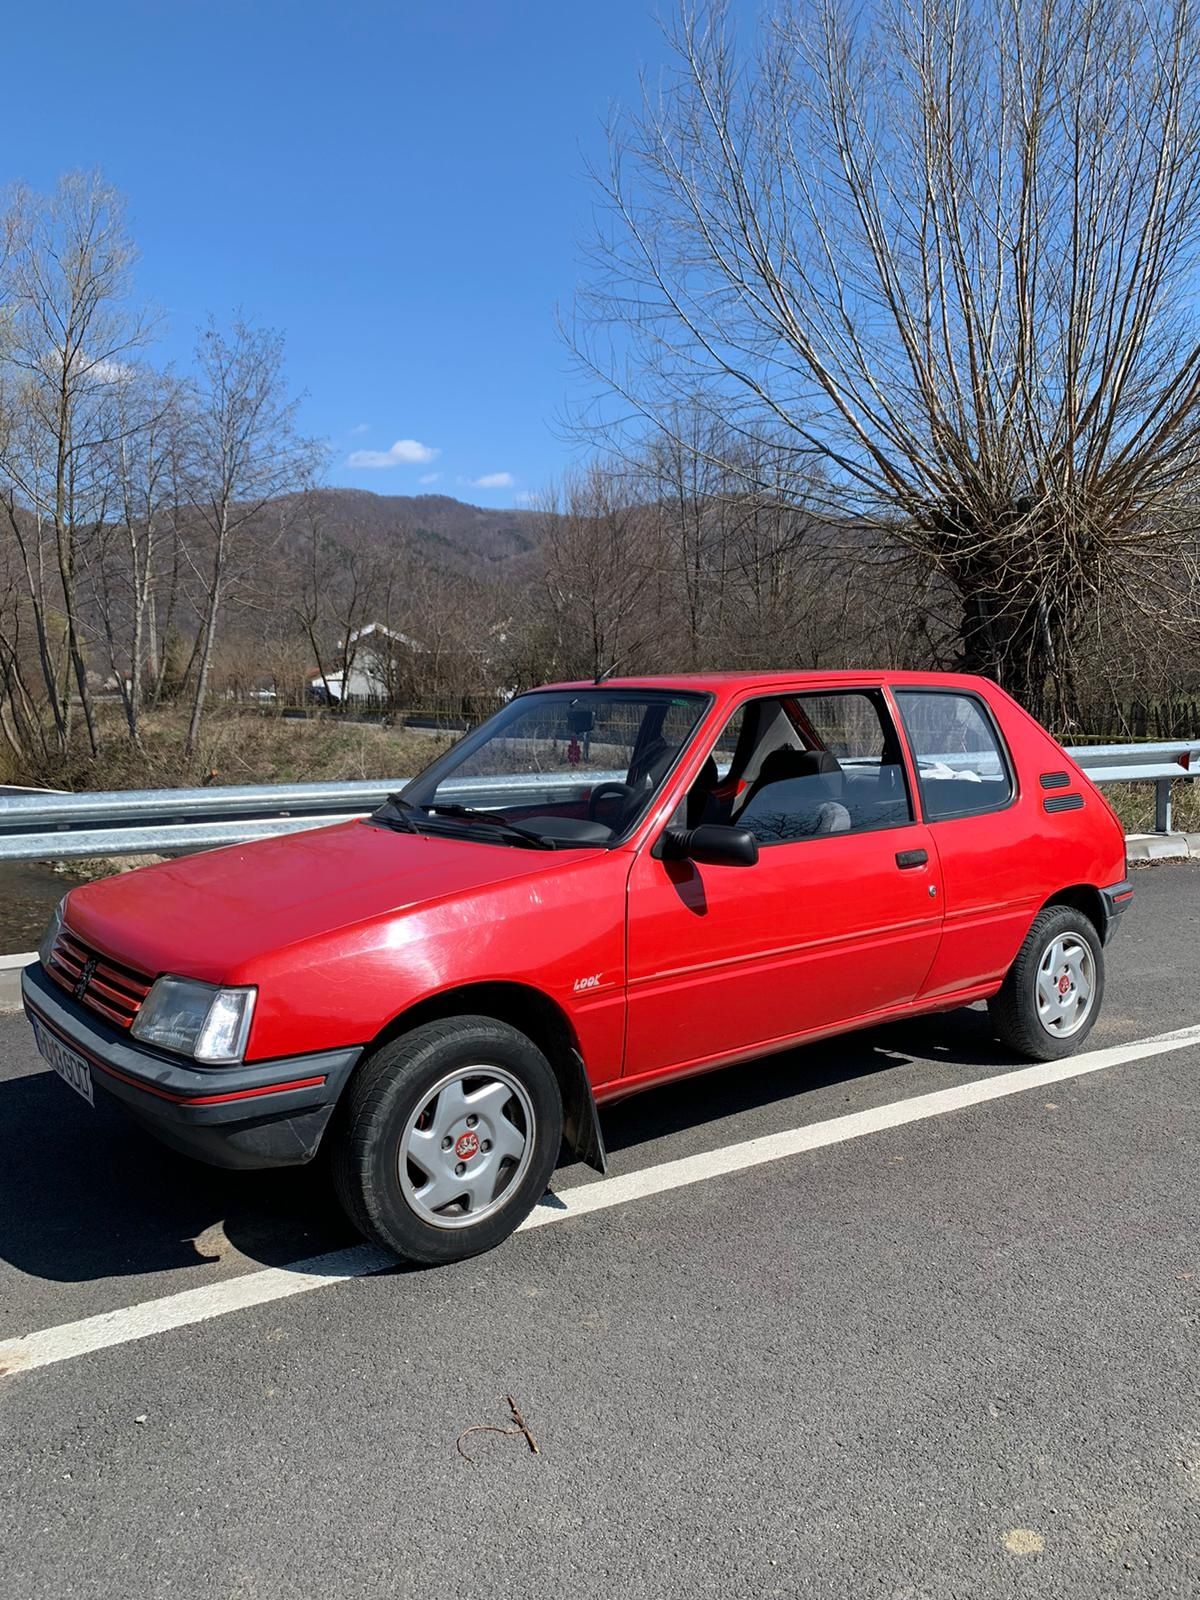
2,1020,1198,1378
0,1246,396,1379
523,1020,1200,1226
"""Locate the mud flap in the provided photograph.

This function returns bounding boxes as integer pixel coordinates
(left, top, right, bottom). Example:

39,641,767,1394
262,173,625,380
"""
562,1049,608,1174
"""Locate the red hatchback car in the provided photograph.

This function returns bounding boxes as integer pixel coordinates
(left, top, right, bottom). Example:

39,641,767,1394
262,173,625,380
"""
23,672,1131,1264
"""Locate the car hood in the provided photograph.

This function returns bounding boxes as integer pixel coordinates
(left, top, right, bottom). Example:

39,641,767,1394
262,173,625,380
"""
63,820,599,983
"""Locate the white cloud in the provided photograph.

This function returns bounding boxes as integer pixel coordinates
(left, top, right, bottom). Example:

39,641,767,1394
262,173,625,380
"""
514,490,538,506
88,357,137,385
348,422,370,437
347,438,439,469
469,471,515,489
419,472,441,485
41,349,136,386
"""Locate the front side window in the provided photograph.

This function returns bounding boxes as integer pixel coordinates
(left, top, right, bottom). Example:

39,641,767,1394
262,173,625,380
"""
683,690,913,845
894,690,1013,819
377,689,708,848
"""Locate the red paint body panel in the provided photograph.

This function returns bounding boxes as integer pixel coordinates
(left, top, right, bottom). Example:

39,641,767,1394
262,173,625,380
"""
64,822,580,981
624,824,943,1077
58,671,1127,1097
907,688,1127,1000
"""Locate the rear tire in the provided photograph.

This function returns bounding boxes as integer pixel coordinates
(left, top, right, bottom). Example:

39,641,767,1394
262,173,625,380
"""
988,905,1104,1062
331,1016,563,1265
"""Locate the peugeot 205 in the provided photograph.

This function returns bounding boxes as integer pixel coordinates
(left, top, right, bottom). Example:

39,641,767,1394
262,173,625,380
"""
23,672,1132,1265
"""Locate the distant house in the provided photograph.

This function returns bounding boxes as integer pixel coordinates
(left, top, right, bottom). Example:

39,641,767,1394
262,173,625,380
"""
307,622,424,705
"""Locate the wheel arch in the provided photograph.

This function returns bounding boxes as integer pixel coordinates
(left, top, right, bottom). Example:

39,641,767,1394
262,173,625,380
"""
368,981,607,1174
1041,883,1106,941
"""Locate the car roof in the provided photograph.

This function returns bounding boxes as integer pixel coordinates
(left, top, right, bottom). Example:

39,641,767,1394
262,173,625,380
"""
535,669,1001,696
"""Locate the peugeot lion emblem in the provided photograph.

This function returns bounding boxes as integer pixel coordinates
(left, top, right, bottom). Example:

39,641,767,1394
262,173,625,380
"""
73,956,98,1001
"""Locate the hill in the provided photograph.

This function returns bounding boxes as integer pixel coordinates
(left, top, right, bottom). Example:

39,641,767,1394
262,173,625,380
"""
277,487,543,576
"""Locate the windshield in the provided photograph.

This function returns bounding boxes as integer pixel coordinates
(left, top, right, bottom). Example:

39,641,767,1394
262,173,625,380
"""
375,688,709,848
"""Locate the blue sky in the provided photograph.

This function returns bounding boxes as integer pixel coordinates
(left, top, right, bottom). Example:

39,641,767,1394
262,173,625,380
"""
3,1,689,508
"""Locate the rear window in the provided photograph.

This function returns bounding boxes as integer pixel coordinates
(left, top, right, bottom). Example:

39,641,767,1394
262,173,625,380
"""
894,691,1013,819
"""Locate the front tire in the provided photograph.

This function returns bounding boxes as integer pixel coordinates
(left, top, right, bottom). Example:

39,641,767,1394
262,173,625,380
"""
988,905,1104,1062
331,1016,563,1265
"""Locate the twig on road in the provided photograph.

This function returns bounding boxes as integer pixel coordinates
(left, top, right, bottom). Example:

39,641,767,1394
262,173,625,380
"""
456,1394,541,1464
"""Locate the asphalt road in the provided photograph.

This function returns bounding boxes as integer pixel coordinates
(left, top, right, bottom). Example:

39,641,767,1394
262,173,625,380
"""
1,864,1197,1599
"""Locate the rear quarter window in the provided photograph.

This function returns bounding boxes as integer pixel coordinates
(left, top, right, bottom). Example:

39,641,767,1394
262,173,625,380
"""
894,690,1014,820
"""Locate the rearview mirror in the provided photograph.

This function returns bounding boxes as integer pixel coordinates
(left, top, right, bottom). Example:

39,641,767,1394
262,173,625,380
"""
661,824,758,868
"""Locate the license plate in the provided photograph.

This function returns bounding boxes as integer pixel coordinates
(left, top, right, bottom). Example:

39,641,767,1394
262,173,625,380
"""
31,1016,95,1106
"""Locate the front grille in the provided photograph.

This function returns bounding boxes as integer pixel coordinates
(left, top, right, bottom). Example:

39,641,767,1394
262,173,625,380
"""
46,927,153,1030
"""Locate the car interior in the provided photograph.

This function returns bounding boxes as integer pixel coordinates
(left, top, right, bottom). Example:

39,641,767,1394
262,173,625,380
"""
405,689,923,850
681,694,913,845
462,695,707,846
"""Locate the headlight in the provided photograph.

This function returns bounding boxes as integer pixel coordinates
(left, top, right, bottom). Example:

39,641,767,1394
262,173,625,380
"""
39,898,66,970
131,976,257,1064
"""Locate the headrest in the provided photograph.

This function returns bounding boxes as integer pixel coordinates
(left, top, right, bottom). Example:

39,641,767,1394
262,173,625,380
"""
755,746,840,786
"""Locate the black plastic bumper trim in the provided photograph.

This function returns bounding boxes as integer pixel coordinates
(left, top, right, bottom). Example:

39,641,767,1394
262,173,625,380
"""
1099,879,1134,944
21,962,363,1169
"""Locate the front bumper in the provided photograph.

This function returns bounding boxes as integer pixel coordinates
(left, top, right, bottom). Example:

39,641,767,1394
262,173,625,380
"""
22,962,362,1170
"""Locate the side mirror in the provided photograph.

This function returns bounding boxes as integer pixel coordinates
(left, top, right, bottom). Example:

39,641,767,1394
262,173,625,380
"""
662,824,759,867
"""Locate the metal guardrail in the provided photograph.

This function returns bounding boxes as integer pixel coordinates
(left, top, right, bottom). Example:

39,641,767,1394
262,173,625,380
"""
0,743,1194,862
0,779,397,859
1073,741,1198,832
0,773,625,860
924,740,1197,829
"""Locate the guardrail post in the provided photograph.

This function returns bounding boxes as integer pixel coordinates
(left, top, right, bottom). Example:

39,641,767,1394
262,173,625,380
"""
1155,779,1173,834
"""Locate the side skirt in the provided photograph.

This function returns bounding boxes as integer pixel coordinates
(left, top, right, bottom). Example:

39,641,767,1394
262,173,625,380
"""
595,983,1001,1108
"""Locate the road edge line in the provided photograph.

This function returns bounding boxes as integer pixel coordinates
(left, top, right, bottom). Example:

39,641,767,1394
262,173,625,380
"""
3,1021,1198,1377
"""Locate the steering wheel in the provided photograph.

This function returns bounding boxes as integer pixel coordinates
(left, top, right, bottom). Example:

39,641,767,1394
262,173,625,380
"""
588,781,634,821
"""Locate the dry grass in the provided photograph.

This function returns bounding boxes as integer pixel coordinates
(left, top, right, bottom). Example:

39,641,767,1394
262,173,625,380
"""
1,706,455,792
1104,778,1200,836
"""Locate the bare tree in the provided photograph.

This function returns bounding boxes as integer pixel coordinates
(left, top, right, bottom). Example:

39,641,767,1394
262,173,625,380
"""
637,411,734,667
715,441,825,667
0,171,151,756
83,367,188,741
539,463,658,681
576,0,1200,726
182,318,322,758
396,557,497,711
291,492,384,710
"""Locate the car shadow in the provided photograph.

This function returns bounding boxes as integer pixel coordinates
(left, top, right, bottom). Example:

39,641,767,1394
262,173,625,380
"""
595,1004,1011,1156
0,1006,1013,1289
0,1069,357,1287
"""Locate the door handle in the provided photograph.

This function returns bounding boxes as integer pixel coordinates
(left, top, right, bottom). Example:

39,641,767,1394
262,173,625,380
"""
895,848,929,869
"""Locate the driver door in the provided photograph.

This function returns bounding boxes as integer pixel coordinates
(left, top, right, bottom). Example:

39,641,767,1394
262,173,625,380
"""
623,688,944,1083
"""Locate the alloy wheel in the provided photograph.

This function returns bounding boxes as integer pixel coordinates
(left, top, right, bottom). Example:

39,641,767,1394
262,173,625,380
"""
398,1066,535,1230
1035,933,1096,1038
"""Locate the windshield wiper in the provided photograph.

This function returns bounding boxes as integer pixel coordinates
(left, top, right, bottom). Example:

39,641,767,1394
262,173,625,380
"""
371,793,420,832
427,803,554,850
